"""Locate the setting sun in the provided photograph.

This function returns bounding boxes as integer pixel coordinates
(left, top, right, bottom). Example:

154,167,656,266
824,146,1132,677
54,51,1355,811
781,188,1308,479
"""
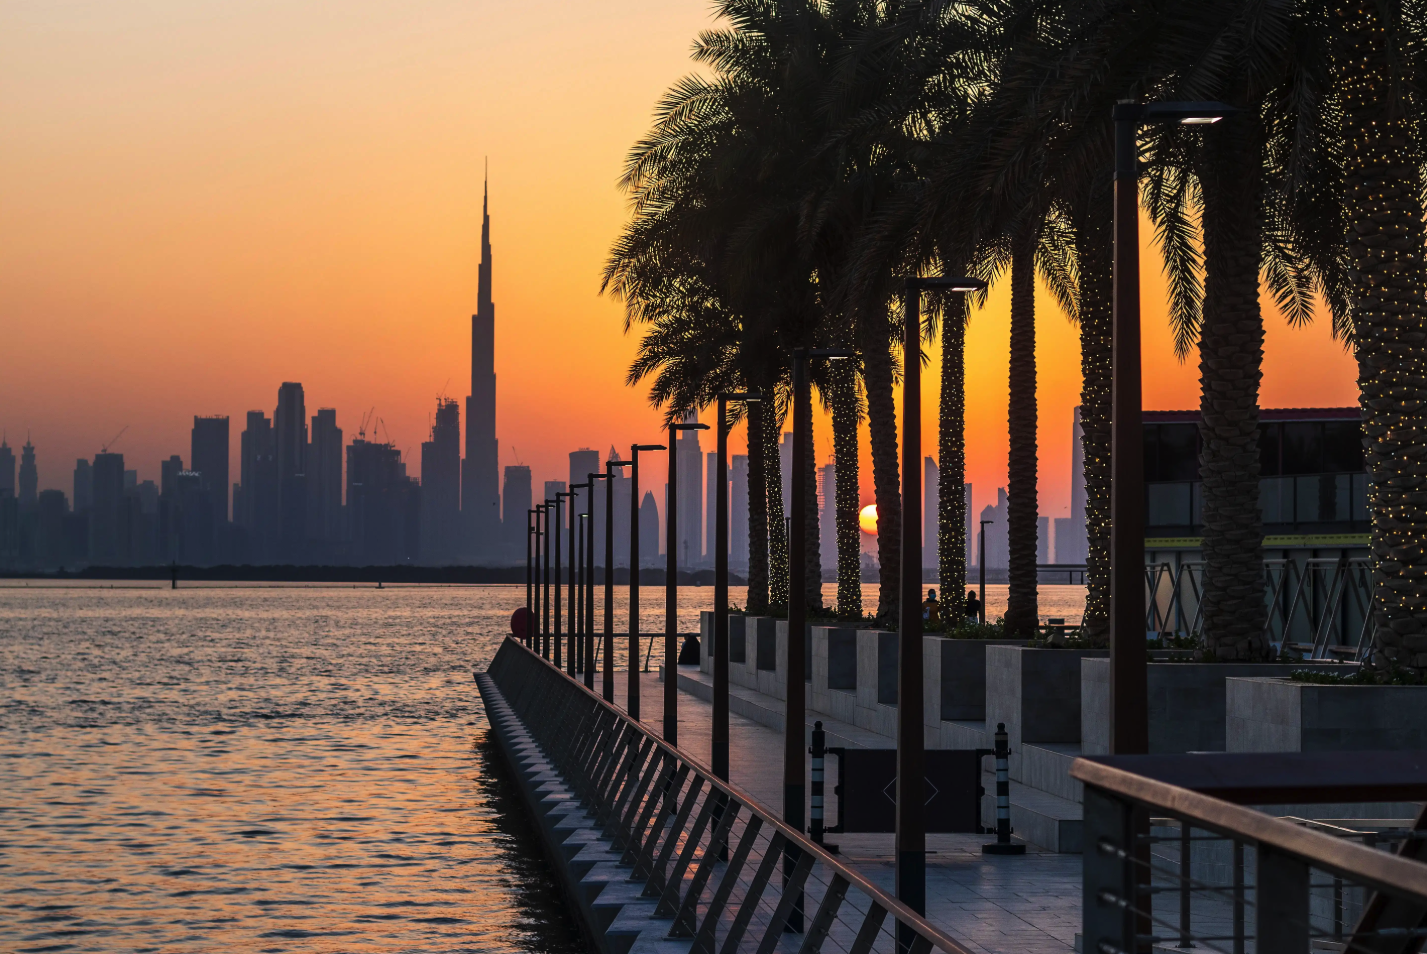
858,504,878,535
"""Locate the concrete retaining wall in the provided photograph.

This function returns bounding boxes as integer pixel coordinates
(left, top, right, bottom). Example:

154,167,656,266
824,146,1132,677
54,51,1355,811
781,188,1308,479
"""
1226,677,1427,752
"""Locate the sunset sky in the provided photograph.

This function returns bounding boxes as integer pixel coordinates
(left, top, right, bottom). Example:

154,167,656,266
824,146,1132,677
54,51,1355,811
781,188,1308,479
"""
0,0,1360,531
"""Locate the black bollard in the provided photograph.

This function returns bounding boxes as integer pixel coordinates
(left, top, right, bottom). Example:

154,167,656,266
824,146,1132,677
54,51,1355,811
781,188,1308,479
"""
982,722,1025,855
808,720,838,853
170,561,178,590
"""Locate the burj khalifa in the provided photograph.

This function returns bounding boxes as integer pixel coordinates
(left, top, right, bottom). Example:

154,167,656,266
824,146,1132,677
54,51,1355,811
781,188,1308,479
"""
463,173,501,562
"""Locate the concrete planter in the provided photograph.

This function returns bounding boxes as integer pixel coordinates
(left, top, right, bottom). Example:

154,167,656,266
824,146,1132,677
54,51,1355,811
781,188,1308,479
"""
698,610,748,674
1081,660,1351,755
1227,677,1427,752
938,639,1030,722
986,645,1107,783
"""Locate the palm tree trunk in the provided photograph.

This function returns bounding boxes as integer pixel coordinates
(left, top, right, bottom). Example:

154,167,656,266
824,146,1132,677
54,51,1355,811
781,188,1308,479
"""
804,405,822,611
938,302,967,620
1077,199,1113,646
830,361,862,618
765,397,789,609
1337,0,1427,677
1005,243,1039,637
746,399,769,613
1197,107,1269,661
862,324,902,625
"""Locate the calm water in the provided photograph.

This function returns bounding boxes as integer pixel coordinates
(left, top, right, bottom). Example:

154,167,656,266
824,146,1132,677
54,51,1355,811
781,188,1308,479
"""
0,580,1085,954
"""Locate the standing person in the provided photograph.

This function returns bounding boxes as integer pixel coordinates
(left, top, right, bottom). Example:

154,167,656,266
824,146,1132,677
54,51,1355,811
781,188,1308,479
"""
922,588,941,630
964,589,981,623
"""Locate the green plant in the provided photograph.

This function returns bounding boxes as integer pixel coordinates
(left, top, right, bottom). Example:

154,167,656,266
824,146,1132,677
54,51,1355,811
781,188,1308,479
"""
937,619,1009,640
1289,666,1423,686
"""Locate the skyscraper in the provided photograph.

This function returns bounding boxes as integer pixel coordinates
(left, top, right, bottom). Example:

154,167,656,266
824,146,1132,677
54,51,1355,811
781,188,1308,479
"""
705,451,718,568
237,411,278,561
676,412,703,569
923,456,938,572
819,461,836,570
191,416,229,551
347,437,419,564
0,438,14,498
639,490,660,567
731,454,748,571
90,452,126,564
543,480,567,538
502,465,532,557
1057,406,1089,564
420,399,461,563
308,408,344,548
463,174,501,563
161,455,183,497
274,383,307,560
73,459,93,512
19,439,37,508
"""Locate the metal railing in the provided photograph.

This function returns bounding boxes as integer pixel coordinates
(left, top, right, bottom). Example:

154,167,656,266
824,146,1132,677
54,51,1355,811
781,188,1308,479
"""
1074,751,1427,954
1145,559,1372,658
488,635,973,954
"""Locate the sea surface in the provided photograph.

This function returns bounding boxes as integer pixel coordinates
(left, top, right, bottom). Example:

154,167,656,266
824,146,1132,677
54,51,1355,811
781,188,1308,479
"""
0,580,1084,953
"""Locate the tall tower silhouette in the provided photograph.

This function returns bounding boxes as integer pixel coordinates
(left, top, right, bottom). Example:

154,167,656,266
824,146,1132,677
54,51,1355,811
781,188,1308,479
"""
463,167,501,561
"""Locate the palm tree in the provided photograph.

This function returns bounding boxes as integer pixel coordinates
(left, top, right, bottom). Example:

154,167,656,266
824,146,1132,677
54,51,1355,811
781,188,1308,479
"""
826,357,863,616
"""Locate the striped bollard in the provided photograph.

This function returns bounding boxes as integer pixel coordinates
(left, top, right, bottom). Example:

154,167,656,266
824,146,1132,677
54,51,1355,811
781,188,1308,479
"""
982,722,1025,855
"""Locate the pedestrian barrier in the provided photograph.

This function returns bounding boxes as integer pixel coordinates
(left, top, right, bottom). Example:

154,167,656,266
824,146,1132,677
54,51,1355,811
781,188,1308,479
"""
485,635,976,954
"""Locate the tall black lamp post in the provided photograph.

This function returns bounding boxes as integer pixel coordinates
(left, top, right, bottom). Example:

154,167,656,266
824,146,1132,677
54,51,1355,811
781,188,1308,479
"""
785,351,852,858
554,490,571,670
898,277,984,928
1109,100,1233,755
568,484,587,677
624,443,667,727
585,473,604,690
541,502,553,659
525,509,535,644
665,421,707,733
603,458,631,701
713,392,760,780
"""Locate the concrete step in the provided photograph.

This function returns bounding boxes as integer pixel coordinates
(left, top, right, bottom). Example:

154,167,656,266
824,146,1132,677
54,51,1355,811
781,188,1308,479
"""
981,769,1084,853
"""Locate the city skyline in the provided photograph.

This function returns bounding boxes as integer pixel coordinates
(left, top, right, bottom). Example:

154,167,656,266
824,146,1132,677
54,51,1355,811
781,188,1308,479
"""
0,3,1363,533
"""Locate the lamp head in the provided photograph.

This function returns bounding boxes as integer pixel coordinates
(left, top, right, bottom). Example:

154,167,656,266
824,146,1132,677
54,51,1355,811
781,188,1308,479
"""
607,459,631,469
906,276,987,293
635,443,667,451
672,423,709,431
1141,101,1237,124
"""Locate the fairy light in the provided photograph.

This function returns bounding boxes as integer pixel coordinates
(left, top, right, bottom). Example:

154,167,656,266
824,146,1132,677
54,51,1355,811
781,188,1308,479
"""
1337,0,1427,675
939,304,968,615
766,401,790,610
831,360,863,619
1080,208,1113,646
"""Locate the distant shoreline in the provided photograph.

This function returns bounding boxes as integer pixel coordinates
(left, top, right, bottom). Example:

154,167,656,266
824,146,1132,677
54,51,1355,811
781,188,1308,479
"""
0,565,747,586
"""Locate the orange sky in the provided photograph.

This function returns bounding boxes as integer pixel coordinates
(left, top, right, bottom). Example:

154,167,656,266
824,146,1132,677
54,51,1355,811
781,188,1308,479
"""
0,0,1360,530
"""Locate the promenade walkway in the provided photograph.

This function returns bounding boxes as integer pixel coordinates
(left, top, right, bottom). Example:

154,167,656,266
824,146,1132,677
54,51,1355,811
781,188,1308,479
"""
601,667,1082,954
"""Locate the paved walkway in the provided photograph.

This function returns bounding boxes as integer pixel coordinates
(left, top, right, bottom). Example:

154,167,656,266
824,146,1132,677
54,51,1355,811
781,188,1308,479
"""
599,668,1082,954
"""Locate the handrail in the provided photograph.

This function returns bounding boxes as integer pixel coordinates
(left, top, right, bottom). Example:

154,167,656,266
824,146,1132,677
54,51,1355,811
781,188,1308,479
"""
498,635,977,954
1072,755,1427,900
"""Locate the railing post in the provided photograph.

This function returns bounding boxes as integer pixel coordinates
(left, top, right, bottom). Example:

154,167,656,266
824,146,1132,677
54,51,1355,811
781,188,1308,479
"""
1256,844,1310,954
1083,784,1141,954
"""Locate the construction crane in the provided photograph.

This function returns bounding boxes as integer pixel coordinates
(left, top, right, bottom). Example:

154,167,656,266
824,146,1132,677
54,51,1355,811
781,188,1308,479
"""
358,407,376,440
101,425,128,453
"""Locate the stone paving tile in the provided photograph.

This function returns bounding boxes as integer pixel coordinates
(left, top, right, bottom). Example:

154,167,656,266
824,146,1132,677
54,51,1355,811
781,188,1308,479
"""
602,669,1081,954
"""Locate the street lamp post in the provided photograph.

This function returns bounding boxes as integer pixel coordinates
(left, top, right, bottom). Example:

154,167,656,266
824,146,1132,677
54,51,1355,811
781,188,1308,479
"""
1109,100,1233,755
899,277,985,925
713,392,760,780
526,509,535,645
785,351,852,867
554,490,571,670
542,502,553,659
979,519,993,626
569,484,587,677
604,459,631,701
586,473,605,690
627,443,668,729
663,423,704,735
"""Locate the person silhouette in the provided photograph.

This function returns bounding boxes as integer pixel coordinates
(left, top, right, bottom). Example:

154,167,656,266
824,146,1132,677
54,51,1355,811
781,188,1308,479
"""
922,588,941,629
964,589,981,622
